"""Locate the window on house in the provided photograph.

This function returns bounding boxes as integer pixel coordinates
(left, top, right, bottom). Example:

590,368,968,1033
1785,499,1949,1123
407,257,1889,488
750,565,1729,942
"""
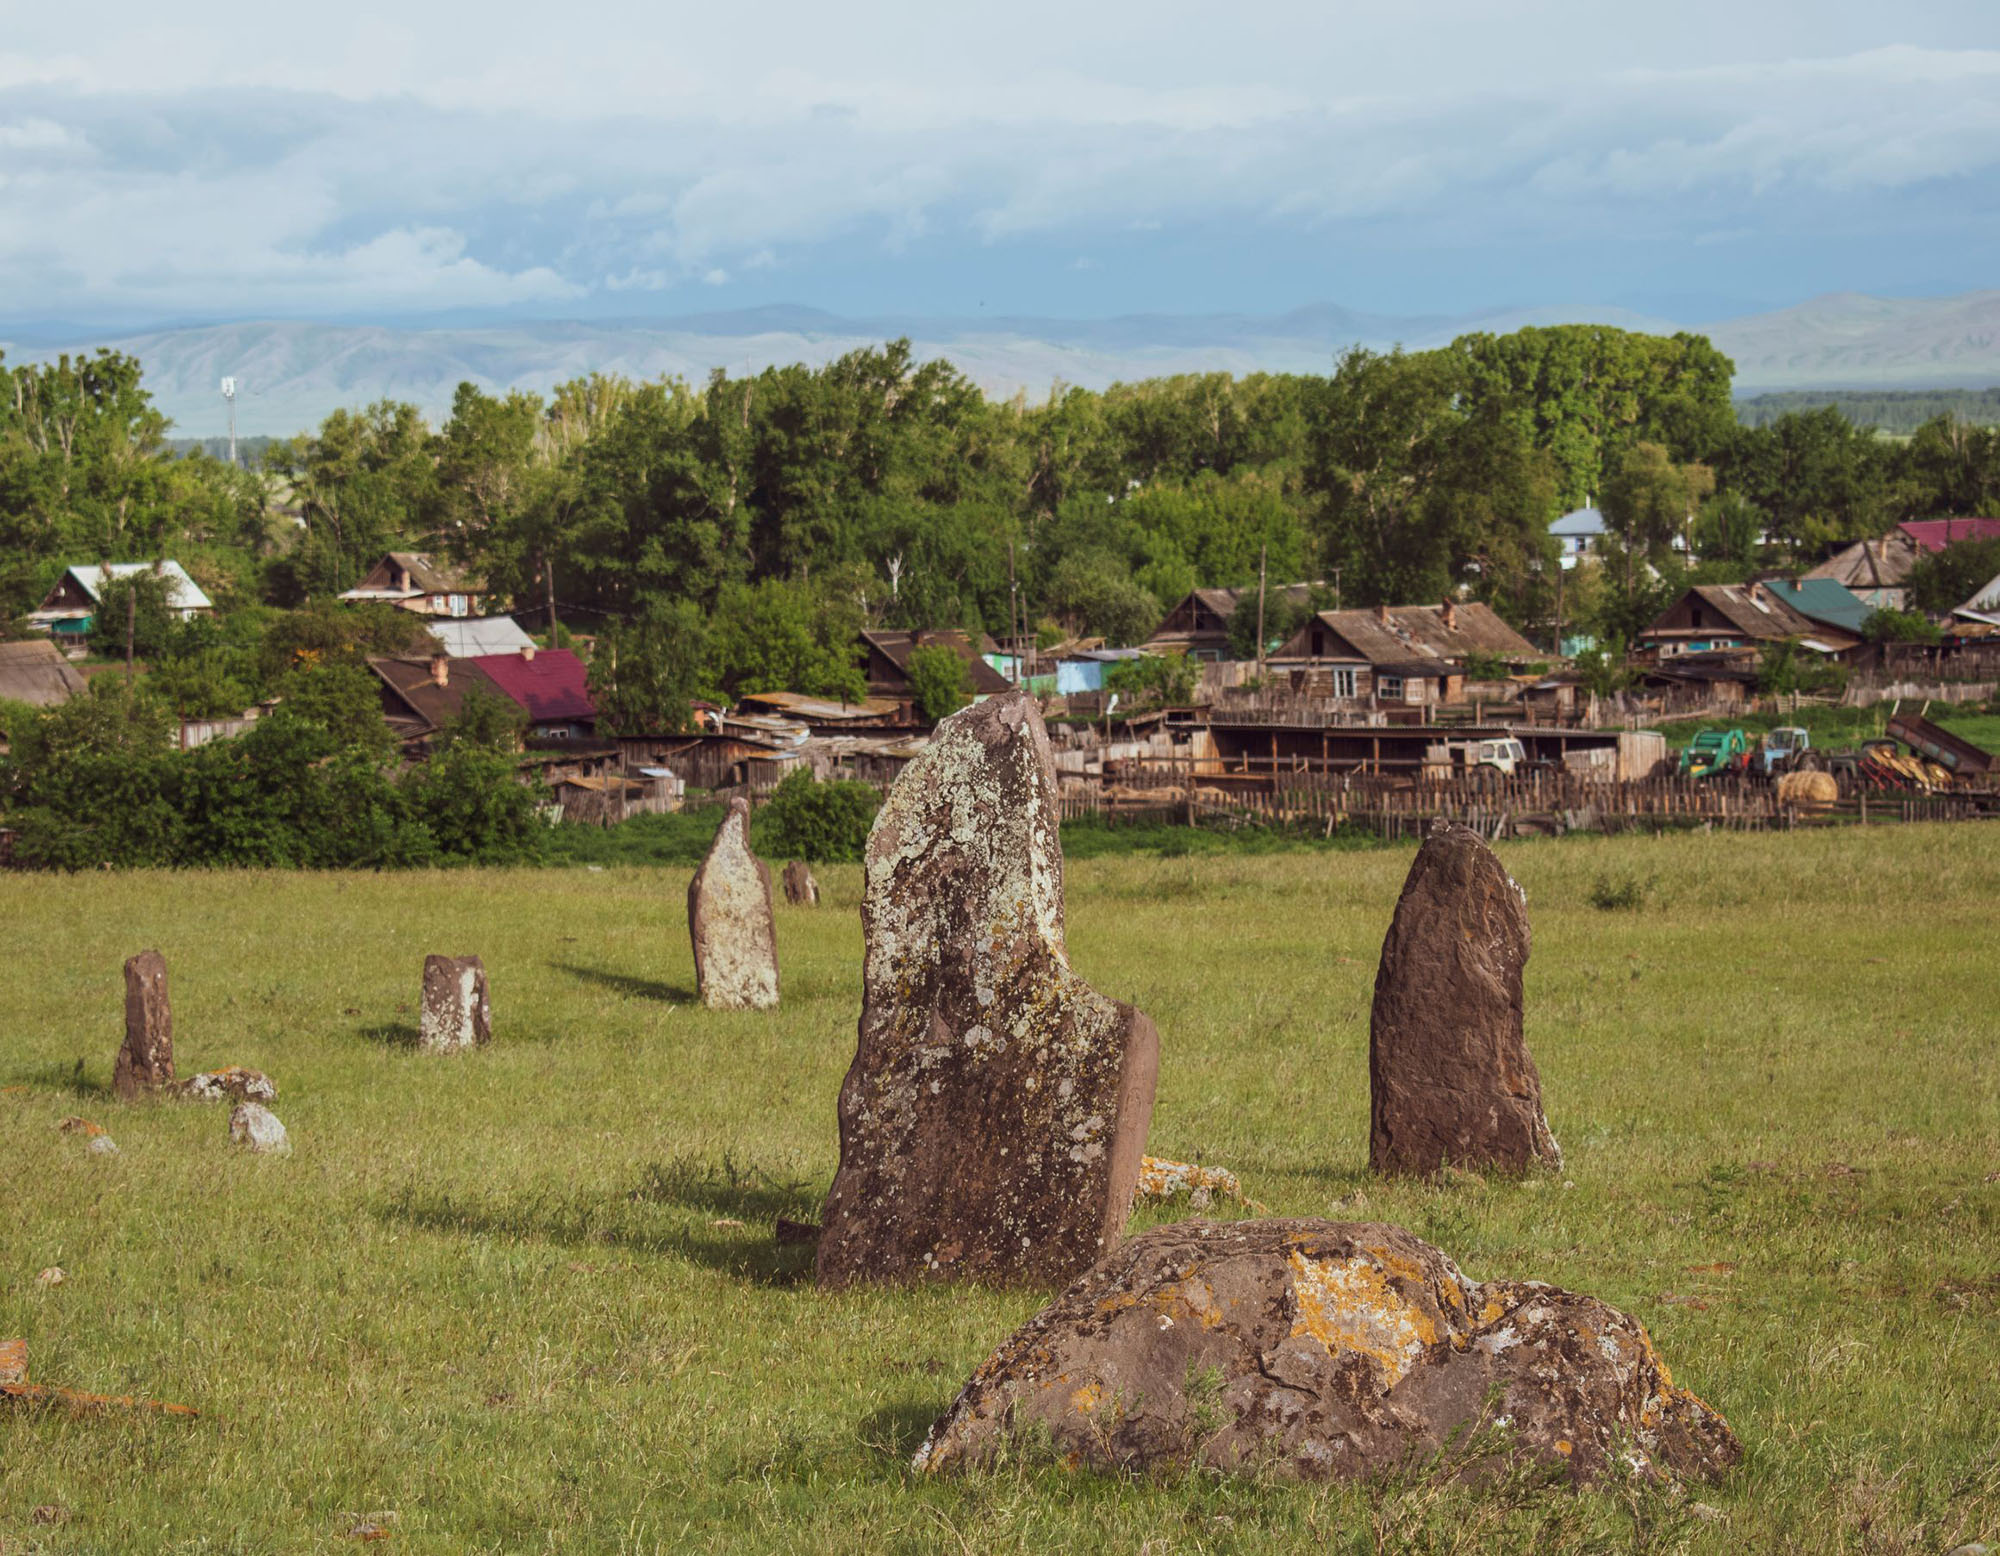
1379,675,1405,700
1332,668,1357,698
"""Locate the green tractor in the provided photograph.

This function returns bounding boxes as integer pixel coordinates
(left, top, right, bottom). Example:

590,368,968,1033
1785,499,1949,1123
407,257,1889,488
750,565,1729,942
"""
1677,728,1752,779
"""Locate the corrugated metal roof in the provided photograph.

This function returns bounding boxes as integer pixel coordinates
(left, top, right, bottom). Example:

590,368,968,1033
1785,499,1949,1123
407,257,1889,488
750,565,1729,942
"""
1762,578,1872,634
473,649,595,723
428,617,536,656
40,562,212,613
0,639,88,707
1284,602,1539,665
1900,518,2000,554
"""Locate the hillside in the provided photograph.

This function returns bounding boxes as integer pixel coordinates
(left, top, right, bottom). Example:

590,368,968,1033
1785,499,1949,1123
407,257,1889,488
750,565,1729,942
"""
10,292,2000,438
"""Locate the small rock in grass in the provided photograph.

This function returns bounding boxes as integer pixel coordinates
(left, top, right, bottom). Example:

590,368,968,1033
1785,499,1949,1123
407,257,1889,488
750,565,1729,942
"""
0,1339,26,1382
87,1135,120,1156
177,1067,277,1103
35,1267,64,1287
57,1116,105,1137
229,1102,290,1154
30,1504,69,1526
782,860,819,906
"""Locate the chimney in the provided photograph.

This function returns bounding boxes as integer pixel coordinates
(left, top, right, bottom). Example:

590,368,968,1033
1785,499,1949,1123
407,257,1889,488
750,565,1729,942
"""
1374,602,1391,625
521,644,537,663
1441,599,1458,632
429,652,450,688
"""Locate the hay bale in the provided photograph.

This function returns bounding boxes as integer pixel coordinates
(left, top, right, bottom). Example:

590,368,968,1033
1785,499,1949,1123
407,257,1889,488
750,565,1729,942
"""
1777,770,1838,809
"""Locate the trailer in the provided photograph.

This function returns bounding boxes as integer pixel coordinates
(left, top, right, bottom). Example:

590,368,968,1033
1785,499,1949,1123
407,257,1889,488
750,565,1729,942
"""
1885,710,1993,778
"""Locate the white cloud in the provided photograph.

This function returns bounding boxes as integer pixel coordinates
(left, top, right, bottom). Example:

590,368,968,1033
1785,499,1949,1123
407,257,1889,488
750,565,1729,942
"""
3,11,2000,318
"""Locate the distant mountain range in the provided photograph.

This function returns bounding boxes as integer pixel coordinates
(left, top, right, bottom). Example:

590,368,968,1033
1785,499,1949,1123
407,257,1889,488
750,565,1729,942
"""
9,291,2000,438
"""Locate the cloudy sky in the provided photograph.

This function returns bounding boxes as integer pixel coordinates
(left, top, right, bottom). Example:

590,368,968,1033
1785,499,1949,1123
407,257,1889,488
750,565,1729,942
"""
4,0,1998,327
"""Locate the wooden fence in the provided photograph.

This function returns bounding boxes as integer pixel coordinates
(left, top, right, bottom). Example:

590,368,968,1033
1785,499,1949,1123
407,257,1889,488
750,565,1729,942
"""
1058,768,2000,839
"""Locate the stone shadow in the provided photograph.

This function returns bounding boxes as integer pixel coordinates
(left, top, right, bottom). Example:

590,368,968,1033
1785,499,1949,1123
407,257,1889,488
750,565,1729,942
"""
858,1398,948,1462
553,961,694,1004
4,1059,110,1098
375,1153,825,1287
359,1021,420,1048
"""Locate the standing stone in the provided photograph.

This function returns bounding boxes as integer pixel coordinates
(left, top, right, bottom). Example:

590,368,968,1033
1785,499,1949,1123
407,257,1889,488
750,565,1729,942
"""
687,798,780,1010
1370,819,1560,1176
816,690,1159,1290
113,950,174,1100
418,955,491,1053
781,860,819,906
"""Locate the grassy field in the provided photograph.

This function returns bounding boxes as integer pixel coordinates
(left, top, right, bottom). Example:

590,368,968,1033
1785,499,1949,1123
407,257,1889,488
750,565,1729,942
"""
3,828,1997,1554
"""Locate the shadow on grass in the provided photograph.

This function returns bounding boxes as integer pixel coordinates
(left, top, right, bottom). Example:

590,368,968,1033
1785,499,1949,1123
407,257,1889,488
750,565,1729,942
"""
376,1153,825,1287
4,1059,111,1098
858,1398,948,1463
554,962,694,1004
359,1022,419,1048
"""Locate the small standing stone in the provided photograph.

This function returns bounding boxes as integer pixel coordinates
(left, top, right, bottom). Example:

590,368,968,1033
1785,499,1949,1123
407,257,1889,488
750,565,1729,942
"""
87,1136,120,1157
175,1067,277,1103
229,1102,290,1154
113,950,175,1100
816,691,1159,1290
781,860,819,906
687,799,780,1010
418,956,491,1053
1369,820,1560,1176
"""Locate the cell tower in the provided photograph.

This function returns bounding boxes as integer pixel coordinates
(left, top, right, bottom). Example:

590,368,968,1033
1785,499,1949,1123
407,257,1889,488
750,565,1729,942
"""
220,377,238,466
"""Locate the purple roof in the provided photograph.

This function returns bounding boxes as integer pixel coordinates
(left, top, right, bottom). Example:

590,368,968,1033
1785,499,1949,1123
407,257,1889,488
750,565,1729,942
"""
473,649,595,722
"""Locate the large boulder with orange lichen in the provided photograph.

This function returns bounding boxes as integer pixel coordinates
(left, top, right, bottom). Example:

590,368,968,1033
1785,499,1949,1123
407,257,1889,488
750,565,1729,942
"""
917,1218,1739,1486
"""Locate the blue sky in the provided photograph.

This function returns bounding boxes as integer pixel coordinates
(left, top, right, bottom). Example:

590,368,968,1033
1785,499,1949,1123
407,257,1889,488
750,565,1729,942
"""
4,0,1998,327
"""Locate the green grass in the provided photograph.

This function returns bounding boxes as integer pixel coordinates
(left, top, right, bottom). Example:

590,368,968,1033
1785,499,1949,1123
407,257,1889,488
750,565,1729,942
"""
3,829,1998,1553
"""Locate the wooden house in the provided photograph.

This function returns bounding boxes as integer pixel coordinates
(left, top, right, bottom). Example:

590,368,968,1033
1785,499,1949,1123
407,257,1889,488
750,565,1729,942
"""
1267,600,1540,706
28,562,213,640
340,552,487,618
1146,584,1317,661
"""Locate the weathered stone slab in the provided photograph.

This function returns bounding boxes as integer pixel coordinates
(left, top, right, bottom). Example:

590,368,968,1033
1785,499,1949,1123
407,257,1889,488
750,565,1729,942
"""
175,1067,277,1103
114,950,174,1100
1370,821,1560,1176
418,956,491,1053
782,860,819,906
918,1218,1739,1486
816,690,1159,1290
688,799,780,1010
229,1102,290,1154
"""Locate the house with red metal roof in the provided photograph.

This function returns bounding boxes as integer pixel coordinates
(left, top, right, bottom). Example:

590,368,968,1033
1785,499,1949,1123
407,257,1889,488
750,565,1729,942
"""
369,645,596,750
1898,518,2000,553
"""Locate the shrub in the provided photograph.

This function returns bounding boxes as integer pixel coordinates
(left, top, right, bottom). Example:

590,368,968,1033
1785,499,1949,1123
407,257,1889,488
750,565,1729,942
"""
1862,607,1944,645
1104,653,1198,708
1587,872,1655,911
906,644,970,723
757,769,880,862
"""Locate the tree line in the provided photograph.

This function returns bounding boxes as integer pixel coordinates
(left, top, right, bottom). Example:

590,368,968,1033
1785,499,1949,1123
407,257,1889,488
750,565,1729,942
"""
8,328,2000,712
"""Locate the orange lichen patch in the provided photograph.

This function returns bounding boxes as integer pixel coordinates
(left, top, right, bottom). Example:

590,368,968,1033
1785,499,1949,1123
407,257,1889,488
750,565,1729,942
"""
1,1381,198,1418
1136,1156,1264,1210
1556,1439,1574,1457
1288,1252,1440,1385
1479,1298,1506,1324
56,1117,105,1138
0,1340,26,1385
1095,1291,1143,1317
1070,1382,1103,1415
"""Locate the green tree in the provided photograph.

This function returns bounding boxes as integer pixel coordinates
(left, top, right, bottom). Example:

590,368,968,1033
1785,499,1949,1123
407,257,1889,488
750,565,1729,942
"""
588,598,713,735
435,684,527,753
1904,537,2000,613
905,644,970,722
1862,607,1944,644
756,770,880,862
86,567,179,661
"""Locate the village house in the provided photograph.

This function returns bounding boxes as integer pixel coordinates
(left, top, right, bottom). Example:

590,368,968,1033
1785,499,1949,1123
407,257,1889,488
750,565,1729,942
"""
1145,584,1318,661
1266,601,1542,707
1804,532,1918,610
1548,505,1606,570
339,552,487,619
27,562,213,642
1635,581,1861,660
368,645,597,750
858,628,1013,704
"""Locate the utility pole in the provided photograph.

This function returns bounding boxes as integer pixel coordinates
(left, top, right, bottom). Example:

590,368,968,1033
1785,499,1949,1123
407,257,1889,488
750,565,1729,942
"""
221,378,237,467
1332,566,1342,614
1008,540,1021,685
1255,543,1268,675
